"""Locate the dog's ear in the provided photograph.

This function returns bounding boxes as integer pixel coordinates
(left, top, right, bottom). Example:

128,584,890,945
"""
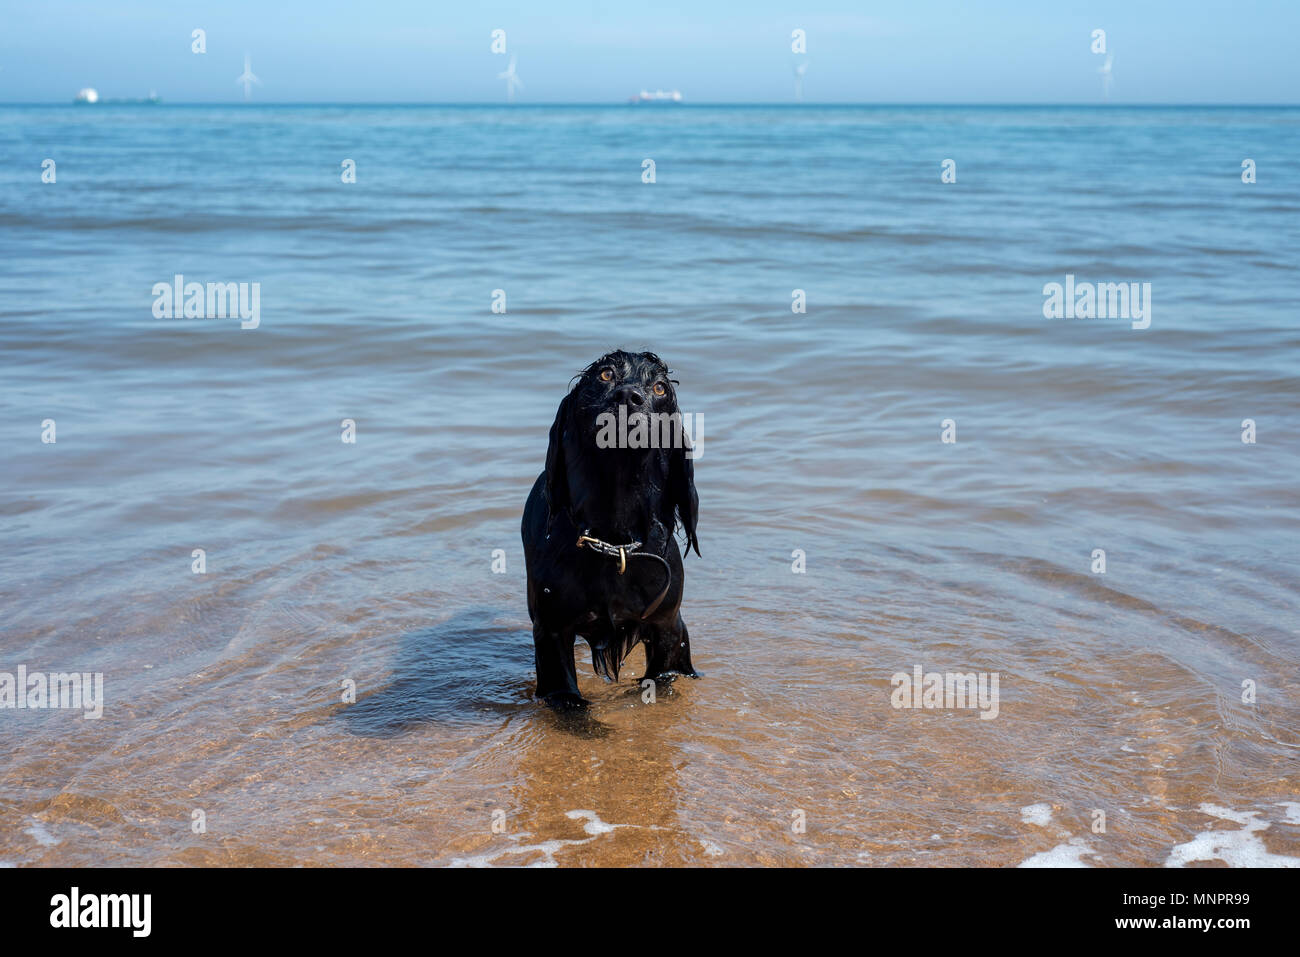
544,391,573,531
669,438,699,556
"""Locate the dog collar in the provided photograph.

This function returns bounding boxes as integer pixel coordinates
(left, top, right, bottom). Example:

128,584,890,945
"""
576,531,641,574
575,529,671,619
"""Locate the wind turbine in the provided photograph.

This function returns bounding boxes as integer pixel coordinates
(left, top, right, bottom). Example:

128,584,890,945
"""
497,54,523,103
793,60,809,102
236,54,261,102
1098,54,1114,101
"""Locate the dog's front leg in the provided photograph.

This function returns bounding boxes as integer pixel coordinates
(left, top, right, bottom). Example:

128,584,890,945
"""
533,624,588,709
642,614,701,683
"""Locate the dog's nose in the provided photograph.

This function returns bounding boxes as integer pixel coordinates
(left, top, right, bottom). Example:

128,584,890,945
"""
615,386,646,408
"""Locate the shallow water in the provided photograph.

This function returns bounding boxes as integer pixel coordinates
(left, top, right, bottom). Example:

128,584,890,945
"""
1,105,1298,866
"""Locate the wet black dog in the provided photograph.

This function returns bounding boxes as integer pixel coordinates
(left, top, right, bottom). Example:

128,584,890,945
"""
521,350,700,709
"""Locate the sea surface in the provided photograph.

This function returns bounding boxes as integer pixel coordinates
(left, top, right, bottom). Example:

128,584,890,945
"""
1,104,1297,866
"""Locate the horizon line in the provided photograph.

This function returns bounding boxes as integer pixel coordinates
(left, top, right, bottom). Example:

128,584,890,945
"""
4,100,1298,108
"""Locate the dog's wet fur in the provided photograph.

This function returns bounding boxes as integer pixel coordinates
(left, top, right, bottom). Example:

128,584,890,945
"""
522,350,700,709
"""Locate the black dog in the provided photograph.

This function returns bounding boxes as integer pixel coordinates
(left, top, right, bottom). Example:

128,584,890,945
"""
521,350,700,709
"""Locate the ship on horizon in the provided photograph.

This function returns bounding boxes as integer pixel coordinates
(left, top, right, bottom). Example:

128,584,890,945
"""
628,89,683,104
74,88,162,104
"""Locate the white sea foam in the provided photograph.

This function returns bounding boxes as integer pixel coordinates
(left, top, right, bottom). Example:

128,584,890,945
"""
1020,803,1053,827
1018,836,1097,868
1165,803,1300,868
447,809,632,867
699,839,724,857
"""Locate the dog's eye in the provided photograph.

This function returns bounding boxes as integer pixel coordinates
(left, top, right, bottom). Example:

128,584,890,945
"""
599,369,614,382
652,382,666,396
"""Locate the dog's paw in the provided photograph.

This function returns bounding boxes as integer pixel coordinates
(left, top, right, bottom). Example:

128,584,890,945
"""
645,669,702,683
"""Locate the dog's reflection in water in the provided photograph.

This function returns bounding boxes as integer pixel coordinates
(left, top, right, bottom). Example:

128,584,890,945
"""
504,664,695,864
545,705,612,739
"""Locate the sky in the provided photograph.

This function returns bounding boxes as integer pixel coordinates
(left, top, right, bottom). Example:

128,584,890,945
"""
1,0,1296,104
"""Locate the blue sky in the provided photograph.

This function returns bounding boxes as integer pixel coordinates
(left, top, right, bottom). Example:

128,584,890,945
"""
2,0,1295,104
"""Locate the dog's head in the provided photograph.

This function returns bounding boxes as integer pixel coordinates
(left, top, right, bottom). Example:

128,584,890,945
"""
545,350,699,555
